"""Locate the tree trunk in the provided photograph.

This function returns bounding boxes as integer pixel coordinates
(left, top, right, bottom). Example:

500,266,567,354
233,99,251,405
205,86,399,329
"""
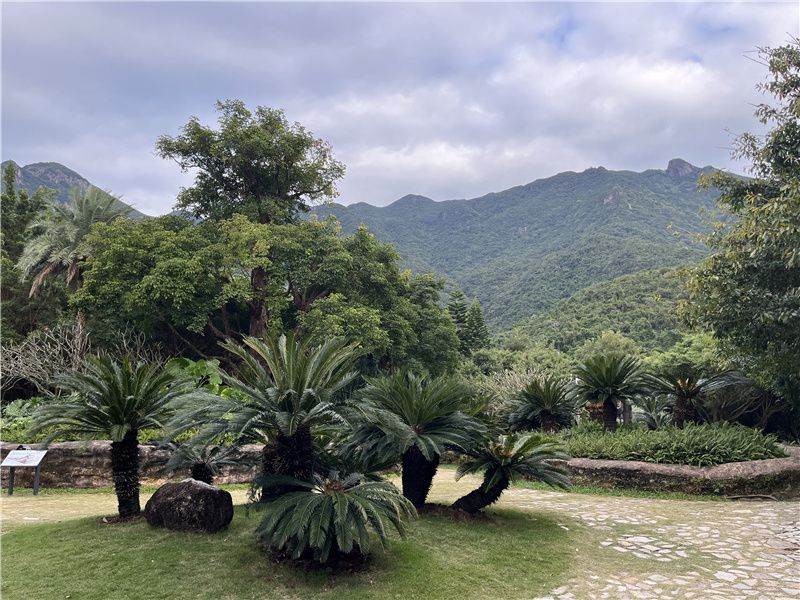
401,446,440,509
602,398,618,432
191,463,214,485
621,399,633,426
72,310,89,369
452,471,509,514
260,426,315,500
110,430,140,518
249,266,268,338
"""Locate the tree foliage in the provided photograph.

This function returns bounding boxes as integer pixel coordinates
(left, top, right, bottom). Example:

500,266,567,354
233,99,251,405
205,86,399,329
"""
684,41,800,403
157,100,345,225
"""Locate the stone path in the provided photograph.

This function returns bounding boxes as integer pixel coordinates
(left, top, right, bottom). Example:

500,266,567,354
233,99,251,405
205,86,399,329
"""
497,488,800,600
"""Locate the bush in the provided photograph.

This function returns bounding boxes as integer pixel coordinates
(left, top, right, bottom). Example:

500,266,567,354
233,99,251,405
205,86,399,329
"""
565,423,786,466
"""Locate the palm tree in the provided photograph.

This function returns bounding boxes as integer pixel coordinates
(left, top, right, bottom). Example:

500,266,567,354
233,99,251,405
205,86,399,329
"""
18,187,130,296
574,354,648,431
257,472,416,564
17,187,130,362
508,376,576,432
28,356,203,518
452,434,570,514
647,366,727,428
345,371,484,509
169,333,360,497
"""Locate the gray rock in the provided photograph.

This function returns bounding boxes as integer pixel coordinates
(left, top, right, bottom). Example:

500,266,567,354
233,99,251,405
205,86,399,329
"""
144,479,233,533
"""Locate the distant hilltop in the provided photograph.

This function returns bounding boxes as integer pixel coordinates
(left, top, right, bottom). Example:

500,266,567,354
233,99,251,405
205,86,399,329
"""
1,160,144,219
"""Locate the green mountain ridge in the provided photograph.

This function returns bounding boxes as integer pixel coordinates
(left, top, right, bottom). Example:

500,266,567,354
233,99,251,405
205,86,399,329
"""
1,160,145,219
314,159,718,330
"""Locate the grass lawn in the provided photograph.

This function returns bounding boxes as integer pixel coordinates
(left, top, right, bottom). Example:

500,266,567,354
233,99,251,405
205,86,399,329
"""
0,502,572,600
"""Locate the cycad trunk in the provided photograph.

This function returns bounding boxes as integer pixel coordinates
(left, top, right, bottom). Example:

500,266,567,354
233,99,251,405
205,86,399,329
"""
602,398,618,432
540,413,559,433
586,402,604,426
110,430,141,518
191,463,214,485
452,471,509,514
673,397,693,428
261,426,315,499
401,446,440,509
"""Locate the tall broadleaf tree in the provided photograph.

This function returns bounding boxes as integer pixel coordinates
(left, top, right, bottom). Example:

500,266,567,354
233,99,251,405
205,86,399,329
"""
684,40,800,407
156,100,345,337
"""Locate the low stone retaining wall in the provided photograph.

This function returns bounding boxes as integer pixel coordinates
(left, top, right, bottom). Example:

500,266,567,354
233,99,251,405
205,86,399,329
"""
0,442,260,489
561,447,800,499
3,442,799,498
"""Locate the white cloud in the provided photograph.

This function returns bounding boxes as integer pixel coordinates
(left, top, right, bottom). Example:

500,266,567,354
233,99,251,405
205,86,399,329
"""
2,2,798,212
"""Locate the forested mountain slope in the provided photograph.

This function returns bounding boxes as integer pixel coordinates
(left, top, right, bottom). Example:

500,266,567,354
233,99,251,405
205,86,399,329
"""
1,161,144,219
504,267,686,355
316,159,717,329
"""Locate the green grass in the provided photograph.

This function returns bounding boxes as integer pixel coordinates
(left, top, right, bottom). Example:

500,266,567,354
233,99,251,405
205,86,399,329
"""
0,506,572,600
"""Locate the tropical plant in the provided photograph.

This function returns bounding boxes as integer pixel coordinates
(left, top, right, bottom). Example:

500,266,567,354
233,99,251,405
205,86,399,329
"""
28,356,202,518
633,395,672,430
168,333,360,498
345,371,483,508
17,187,130,356
647,365,728,428
18,187,130,297
451,434,570,514
153,442,244,485
565,422,785,466
574,354,649,431
256,472,416,564
508,376,576,432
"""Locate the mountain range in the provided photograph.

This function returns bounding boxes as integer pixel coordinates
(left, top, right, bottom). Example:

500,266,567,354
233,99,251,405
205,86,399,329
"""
2,158,717,332
1,160,145,219
315,158,718,329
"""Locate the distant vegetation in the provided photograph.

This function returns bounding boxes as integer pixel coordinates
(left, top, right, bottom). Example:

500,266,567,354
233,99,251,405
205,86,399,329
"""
504,268,685,355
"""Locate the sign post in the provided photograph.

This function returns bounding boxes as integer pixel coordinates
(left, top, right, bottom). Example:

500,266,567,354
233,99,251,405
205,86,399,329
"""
1,448,48,495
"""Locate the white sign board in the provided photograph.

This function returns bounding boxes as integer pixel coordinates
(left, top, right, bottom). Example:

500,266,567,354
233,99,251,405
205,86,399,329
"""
1,450,47,467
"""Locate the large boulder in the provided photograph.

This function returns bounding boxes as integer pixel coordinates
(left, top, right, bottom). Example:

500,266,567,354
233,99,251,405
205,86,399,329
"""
144,479,234,533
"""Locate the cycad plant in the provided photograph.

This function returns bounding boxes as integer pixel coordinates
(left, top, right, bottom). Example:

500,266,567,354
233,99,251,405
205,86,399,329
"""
647,365,725,428
257,472,416,564
154,443,244,485
508,376,576,432
574,354,649,431
29,355,202,518
345,371,483,509
452,434,570,514
168,333,360,497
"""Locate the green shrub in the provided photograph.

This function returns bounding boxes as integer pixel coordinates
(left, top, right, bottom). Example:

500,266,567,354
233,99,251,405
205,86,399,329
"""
565,423,785,466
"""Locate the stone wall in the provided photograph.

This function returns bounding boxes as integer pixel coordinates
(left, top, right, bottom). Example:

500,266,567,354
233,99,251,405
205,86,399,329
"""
561,447,800,499
3,441,799,498
0,442,261,489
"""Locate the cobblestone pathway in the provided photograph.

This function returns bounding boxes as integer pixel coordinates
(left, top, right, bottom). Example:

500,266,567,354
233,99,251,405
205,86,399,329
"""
498,489,800,600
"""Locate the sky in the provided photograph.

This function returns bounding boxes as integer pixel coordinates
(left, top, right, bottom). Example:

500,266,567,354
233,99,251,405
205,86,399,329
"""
2,2,798,216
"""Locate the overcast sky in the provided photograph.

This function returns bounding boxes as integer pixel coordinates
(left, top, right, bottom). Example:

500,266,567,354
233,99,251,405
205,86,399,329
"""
2,2,798,215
